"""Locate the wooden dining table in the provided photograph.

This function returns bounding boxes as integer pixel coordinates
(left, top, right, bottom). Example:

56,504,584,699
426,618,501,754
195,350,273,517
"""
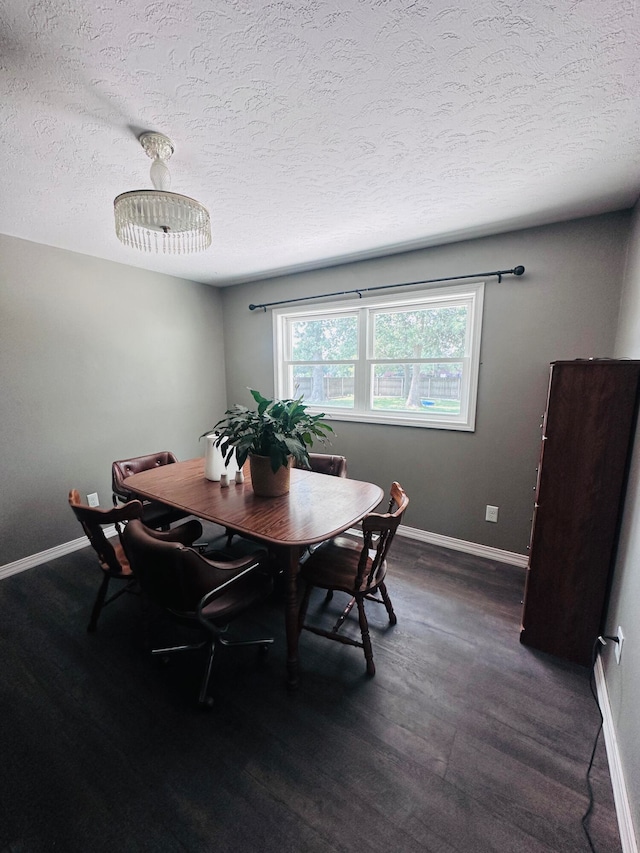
122,457,384,686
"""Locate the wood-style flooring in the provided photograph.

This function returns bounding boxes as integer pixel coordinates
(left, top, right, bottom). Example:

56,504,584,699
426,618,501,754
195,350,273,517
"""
0,529,621,852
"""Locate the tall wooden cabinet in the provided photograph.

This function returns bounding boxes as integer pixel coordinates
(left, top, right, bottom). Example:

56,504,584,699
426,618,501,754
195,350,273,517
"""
520,359,640,666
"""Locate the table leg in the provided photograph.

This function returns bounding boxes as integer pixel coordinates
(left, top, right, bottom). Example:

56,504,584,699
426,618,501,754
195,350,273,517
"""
285,545,302,688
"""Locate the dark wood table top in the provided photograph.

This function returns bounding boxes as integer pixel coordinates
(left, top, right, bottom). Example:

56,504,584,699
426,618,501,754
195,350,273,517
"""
124,457,384,547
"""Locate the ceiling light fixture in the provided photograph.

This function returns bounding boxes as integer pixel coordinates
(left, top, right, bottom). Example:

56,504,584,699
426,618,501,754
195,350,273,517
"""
114,132,211,254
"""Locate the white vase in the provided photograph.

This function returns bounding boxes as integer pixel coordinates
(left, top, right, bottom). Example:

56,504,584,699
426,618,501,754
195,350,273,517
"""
204,434,237,481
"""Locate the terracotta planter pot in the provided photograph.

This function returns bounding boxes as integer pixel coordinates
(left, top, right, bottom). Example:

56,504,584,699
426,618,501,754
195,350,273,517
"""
249,454,292,497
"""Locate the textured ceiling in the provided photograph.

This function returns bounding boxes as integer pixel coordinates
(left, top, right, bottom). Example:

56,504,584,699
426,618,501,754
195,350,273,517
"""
1,0,639,286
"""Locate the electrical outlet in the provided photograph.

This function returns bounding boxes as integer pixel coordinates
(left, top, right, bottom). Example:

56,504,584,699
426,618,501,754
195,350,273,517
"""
615,626,624,664
485,505,499,523
87,492,99,507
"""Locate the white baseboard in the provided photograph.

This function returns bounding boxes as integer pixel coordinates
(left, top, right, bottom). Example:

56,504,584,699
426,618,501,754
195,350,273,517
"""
398,523,528,567
0,525,117,581
595,656,638,853
346,524,526,567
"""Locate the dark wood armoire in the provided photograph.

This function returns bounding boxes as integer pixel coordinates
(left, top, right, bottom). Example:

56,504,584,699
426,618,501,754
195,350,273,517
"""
520,359,640,666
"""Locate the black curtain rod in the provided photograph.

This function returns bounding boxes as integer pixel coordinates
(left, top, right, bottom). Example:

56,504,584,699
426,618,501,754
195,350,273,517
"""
248,265,525,311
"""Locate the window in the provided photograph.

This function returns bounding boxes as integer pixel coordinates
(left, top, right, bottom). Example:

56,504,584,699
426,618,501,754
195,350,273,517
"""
274,282,484,431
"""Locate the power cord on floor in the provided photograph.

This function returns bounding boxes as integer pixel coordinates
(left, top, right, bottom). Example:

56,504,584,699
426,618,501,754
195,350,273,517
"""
581,634,620,852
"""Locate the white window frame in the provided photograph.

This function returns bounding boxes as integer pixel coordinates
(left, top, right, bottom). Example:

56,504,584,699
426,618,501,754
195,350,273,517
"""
273,281,485,431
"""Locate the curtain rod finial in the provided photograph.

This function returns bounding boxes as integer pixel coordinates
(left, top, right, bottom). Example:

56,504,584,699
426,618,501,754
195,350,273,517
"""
514,265,525,276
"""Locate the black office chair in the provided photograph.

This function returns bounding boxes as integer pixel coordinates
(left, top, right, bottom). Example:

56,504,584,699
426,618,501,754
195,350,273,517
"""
122,519,274,707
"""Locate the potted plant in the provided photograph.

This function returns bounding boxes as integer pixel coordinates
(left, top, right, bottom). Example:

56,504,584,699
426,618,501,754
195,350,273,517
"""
202,389,334,497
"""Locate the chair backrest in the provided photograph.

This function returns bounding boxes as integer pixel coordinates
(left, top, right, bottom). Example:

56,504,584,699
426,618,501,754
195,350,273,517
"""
68,489,143,574
357,481,409,590
122,519,238,613
112,451,179,501
308,453,348,478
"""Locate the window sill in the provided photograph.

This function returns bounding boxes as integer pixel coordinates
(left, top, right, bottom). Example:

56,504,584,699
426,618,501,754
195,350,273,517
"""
310,408,475,432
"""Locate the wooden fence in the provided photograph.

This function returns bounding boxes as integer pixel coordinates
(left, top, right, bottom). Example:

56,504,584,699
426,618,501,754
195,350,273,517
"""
295,376,461,400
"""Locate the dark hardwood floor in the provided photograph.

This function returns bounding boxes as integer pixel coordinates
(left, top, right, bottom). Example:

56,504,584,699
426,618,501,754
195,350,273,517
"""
0,530,621,852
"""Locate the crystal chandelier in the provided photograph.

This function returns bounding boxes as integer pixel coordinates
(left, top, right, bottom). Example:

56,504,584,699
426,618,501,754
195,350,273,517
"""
114,132,211,254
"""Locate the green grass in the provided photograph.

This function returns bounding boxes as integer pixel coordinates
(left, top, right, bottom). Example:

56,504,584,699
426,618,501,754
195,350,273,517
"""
322,398,353,408
322,396,461,415
373,397,460,415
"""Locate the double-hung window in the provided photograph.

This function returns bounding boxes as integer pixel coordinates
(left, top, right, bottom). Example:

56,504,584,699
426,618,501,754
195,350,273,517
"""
274,281,484,431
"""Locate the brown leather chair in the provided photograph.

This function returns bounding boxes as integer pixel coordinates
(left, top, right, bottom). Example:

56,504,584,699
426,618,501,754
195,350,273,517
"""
112,452,189,529
300,454,348,559
308,453,348,478
122,519,274,707
297,482,409,676
68,490,202,632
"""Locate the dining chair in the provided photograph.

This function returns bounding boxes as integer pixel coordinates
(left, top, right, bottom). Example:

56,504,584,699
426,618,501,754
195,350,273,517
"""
301,453,348,560
68,490,202,633
111,451,189,529
121,519,274,707
308,453,348,478
69,489,142,632
297,481,409,676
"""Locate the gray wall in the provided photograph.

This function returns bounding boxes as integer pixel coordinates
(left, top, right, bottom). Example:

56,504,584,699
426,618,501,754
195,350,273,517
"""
0,234,227,565
221,213,629,554
609,201,640,840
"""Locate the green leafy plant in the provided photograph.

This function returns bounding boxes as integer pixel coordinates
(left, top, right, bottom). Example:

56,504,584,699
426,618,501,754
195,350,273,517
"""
202,389,334,473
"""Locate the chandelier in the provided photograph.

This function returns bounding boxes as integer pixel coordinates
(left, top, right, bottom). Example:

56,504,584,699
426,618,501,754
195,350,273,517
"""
114,132,211,254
